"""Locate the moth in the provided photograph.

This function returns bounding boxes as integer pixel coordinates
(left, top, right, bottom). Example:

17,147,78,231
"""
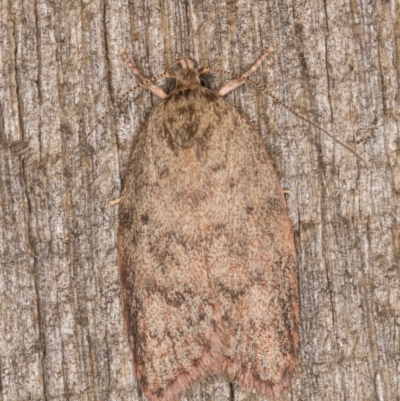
117,49,299,401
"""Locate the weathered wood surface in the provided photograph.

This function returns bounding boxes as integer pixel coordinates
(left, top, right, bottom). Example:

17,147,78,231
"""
1,0,398,400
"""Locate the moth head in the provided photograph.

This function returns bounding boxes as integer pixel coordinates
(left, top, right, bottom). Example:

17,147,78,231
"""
167,58,211,93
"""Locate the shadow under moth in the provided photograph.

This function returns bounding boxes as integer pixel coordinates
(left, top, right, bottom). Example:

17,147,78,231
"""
117,49,299,401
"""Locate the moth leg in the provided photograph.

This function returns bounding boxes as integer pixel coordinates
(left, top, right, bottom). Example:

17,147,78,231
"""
217,48,274,96
120,49,168,99
109,197,121,206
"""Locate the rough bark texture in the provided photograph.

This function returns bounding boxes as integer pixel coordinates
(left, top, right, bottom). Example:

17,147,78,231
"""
0,0,398,400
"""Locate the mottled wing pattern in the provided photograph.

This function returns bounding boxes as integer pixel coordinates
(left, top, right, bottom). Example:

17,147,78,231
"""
118,89,298,401
210,104,299,397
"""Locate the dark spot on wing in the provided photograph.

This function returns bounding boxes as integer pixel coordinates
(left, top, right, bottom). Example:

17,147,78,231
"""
140,214,149,224
246,205,254,214
119,209,133,229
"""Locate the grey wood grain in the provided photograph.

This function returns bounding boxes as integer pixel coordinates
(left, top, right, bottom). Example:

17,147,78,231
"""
0,0,398,400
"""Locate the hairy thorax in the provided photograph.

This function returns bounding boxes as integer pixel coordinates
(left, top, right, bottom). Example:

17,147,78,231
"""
160,89,224,156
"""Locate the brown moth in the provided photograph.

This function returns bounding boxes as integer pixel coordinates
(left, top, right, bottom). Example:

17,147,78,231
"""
117,50,299,401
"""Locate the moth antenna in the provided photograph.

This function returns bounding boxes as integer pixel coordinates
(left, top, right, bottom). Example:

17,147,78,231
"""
120,49,169,99
73,53,172,157
83,84,141,142
246,77,366,164
88,68,168,140
205,47,274,96
70,84,141,156
204,63,366,164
